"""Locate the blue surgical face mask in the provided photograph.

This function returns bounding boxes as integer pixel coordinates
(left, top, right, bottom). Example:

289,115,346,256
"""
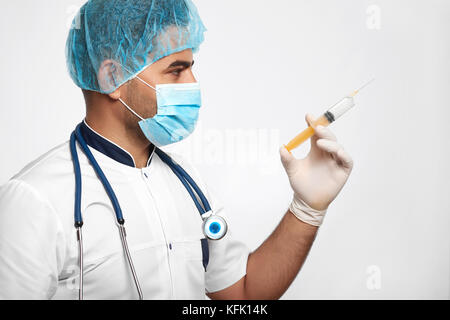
119,77,202,147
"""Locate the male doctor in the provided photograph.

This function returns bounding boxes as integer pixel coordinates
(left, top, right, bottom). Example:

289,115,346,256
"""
0,0,353,299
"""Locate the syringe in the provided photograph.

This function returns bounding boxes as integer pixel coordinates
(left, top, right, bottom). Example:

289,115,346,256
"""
284,79,374,152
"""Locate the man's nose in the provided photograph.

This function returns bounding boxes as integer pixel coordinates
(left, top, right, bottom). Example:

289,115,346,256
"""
182,69,197,83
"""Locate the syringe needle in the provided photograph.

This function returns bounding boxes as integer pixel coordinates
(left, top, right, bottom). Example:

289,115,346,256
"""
350,78,375,97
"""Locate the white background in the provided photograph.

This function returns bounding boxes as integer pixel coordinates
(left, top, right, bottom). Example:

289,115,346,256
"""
0,0,449,299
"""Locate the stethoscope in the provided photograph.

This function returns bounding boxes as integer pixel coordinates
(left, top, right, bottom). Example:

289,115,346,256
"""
69,123,227,300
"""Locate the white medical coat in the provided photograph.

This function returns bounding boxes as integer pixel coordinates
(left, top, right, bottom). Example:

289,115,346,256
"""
0,124,250,299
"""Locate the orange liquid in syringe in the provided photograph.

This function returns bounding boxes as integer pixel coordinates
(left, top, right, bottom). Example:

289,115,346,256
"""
284,114,331,152
284,79,374,152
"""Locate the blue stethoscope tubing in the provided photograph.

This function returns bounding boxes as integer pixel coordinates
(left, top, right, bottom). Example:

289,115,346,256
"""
154,149,211,214
69,123,226,300
154,149,228,242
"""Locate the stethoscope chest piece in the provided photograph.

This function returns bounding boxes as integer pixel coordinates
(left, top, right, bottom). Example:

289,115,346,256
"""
202,211,227,240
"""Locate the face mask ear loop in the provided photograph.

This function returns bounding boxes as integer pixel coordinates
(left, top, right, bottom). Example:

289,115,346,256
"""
118,98,145,121
136,76,160,93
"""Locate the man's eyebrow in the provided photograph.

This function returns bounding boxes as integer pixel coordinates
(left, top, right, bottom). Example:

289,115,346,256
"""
166,60,194,69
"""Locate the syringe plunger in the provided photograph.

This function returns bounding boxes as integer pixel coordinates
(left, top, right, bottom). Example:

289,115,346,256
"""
285,79,373,152
284,96,355,152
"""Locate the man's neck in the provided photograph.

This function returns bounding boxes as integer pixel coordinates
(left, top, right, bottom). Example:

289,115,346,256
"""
84,112,151,169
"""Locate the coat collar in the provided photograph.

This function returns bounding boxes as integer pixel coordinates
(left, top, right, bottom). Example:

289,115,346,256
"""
79,120,155,168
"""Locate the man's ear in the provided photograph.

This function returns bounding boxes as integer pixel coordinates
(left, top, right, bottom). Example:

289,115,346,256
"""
108,87,121,100
97,59,123,98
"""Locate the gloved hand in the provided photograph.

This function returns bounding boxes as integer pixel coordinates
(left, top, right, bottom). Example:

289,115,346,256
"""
280,113,354,226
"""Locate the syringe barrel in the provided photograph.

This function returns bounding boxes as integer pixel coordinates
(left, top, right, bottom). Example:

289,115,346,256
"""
285,96,356,152
326,96,355,122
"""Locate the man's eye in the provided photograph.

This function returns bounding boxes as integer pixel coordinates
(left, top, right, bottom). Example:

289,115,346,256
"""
171,69,182,76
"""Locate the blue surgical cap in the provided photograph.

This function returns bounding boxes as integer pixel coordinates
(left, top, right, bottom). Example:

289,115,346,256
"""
66,0,206,94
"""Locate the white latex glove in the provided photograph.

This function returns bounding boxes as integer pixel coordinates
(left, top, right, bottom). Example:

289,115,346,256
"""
280,113,354,226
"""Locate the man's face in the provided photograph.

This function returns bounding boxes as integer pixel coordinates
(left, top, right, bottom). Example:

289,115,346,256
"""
122,48,196,127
